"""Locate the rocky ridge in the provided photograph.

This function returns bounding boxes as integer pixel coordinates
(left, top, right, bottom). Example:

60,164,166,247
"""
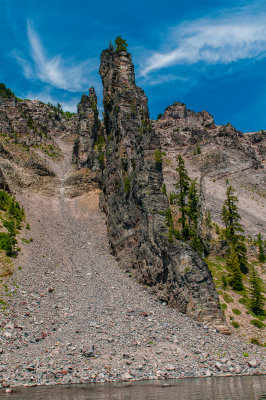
155,102,266,236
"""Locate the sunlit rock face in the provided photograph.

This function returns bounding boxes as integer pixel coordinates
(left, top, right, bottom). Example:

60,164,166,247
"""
98,46,222,324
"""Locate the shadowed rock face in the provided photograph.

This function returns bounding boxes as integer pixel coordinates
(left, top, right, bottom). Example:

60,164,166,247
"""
73,88,102,170
99,47,223,323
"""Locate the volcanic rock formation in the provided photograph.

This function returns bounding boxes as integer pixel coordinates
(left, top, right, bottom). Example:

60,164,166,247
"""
97,46,223,323
72,88,102,171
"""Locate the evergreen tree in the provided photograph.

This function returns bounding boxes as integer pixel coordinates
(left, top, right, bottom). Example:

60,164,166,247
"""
174,155,190,237
227,248,244,291
221,185,248,273
114,36,128,52
256,233,266,263
186,179,204,254
250,267,264,315
186,179,200,229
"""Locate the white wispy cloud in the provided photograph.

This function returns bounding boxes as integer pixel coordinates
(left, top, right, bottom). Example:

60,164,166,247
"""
141,7,266,75
13,20,97,92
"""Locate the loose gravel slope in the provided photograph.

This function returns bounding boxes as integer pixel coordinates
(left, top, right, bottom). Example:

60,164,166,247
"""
0,135,265,388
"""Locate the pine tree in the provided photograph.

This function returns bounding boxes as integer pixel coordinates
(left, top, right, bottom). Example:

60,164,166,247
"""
250,267,264,315
186,179,204,254
174,155,190,237
186,179,200,229
227,248,244,291
256,233,266,263
221,185,248,273
114,36,128,52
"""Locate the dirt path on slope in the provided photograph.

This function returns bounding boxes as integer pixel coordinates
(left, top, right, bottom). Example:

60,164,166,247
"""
0,136,265,387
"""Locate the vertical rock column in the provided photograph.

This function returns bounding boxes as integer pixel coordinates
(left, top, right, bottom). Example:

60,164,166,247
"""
73,88,101,170
99,46,223,323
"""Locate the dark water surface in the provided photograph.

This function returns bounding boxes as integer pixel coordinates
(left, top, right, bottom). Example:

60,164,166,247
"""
1,375,266,400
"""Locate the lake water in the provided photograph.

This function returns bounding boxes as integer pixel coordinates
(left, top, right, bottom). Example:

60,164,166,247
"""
1,375,265,400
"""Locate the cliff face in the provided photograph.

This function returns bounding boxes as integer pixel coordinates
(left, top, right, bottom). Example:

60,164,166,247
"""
99,47,222,323
0,97,75,146
72,88,102,171
0,96,75,193
154,102,266,236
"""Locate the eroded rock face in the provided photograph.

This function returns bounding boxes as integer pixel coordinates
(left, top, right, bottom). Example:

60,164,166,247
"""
73,88,102,171
0,96,75,193
99,47,222,323
154,102,266,236
0,97,75,147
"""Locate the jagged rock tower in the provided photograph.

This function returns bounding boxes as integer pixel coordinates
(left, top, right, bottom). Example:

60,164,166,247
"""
73,87,101,170
98,44,223,323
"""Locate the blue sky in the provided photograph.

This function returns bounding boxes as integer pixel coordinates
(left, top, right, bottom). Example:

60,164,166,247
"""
1,0,266,132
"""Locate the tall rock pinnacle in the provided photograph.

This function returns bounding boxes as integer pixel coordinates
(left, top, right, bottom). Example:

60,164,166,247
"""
99,45,223,323
73,87,101,170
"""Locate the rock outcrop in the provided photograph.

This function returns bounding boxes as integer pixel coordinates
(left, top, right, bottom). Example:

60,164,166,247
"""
0,95,75,193
72,88,102,171
154,102,266,236
98,46,222,323
0,97,75,146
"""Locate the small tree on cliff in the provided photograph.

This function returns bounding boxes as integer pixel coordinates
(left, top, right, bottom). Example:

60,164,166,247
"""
115,36,128,52
256,233,266,263
250,267,264,315
186,179,204,254
221,185,248,273
227,247,244,291
175,155,190,238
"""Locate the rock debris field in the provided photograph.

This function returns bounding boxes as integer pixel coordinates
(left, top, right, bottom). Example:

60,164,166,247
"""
0,136,265,388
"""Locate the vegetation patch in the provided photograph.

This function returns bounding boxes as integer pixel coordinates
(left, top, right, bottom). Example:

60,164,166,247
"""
250,319,264,329
231,321,240,328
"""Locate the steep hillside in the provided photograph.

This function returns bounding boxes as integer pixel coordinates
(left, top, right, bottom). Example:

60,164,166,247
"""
154,102,266,343
155,102,265,236
0,126,264,388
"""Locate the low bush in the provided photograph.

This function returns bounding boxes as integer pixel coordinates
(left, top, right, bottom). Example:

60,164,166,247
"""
232,308,241,316
251,319,264,329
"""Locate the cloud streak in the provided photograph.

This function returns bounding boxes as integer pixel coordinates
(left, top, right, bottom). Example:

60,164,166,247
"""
141,7,266,75
13,21,97,92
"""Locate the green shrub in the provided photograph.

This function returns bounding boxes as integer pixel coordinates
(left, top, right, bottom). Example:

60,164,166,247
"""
232,308,241,316
250,338,263,346
231,321,240,328
157,113,163,120
131,160,136,171
174,229,181,240
98,152,105,169
0,83,15,98
0,232,14,256
154,149,162,168
168,227,173,243
161,183,167,195
239,297,248,305
220,303,227,311
243,352,249,357
124,176,131,192
95,135,105,151
251,319,264,329
222,275,227,288
223,293,233,303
